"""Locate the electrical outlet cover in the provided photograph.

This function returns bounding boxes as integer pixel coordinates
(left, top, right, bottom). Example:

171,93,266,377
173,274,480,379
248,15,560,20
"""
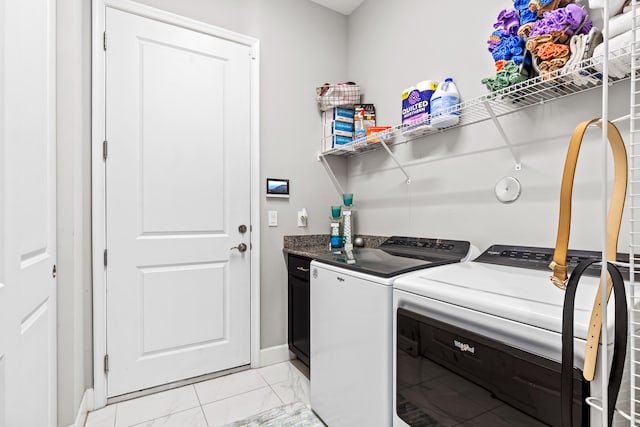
297,211,307,227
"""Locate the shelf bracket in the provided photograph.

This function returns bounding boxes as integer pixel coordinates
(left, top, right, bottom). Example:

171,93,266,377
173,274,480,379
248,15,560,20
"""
483,100,522,171
319,153,346,196
378,140,411,183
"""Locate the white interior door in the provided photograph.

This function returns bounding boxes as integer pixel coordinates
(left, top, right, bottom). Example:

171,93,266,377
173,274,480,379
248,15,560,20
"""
105,8,252,397
0,0,57,425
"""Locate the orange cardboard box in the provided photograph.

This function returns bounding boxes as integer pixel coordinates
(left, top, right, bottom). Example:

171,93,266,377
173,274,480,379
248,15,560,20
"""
365,126,392,144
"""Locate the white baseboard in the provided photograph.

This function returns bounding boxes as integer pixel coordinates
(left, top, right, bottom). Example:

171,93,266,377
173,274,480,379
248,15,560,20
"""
259,344,292,367
69,388,94,427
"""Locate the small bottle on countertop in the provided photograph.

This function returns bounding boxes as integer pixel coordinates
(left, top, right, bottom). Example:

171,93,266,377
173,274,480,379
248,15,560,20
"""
329,205,343,253
342,193,354,252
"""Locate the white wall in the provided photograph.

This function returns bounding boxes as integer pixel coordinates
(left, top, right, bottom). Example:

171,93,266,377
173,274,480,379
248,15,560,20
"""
346,0,631,253
57,0,93,425
111,0,349,348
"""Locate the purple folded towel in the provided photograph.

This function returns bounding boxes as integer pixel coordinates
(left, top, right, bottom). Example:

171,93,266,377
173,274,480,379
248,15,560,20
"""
530,4,592,38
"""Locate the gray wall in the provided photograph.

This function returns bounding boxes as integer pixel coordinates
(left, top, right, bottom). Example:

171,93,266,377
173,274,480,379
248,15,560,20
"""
346,0,630,253
57,0,93,425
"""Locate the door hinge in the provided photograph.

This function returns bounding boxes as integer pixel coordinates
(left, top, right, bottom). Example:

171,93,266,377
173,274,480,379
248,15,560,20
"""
52,264,57,278
104,354,109,374
103,31,107,51
103,249,108,267
103,140,108,161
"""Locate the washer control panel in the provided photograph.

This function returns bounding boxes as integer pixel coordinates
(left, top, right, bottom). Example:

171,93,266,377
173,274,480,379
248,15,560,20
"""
380,236,471,261
476,244,630,279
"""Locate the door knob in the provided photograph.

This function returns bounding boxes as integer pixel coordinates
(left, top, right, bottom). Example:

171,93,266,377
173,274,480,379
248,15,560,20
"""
231,243,248,253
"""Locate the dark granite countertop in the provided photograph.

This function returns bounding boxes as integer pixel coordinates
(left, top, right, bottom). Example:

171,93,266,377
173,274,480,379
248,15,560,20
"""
283,234,389,259
283,235,330,259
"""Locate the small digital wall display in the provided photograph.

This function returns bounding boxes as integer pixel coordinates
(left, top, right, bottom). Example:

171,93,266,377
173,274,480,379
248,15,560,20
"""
266,178,289,198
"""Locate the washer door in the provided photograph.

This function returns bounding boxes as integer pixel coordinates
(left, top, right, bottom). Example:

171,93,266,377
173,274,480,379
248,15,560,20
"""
393,299,588,426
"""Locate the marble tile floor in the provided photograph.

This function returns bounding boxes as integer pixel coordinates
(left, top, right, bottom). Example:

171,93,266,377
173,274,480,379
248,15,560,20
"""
85,361,311,427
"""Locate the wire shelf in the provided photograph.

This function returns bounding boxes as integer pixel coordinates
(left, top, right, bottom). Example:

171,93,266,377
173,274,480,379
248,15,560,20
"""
320,46,634,158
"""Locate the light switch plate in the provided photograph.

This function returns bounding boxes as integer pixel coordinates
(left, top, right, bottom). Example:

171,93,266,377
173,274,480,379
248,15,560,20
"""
268,210,278,227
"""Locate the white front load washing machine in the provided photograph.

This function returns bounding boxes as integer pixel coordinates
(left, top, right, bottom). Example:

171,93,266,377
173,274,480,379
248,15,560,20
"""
310,236,476,427
392,244,632,427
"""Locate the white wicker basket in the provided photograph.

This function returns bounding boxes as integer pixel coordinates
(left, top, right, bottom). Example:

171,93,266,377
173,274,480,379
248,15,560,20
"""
316,83,361,111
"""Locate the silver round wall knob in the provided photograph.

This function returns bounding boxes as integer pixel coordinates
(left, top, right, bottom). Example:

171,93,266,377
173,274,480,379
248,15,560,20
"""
494,176,521,204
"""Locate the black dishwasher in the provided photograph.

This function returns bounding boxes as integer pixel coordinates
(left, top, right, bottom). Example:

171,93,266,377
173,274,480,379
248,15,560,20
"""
288,254,310,367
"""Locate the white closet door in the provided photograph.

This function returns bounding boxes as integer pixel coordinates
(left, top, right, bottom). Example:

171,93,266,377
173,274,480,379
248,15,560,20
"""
105,8,252,397
0,0,57,425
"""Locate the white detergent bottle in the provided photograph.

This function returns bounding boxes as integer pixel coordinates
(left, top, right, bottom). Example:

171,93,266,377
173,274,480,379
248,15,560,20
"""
430,77,460,129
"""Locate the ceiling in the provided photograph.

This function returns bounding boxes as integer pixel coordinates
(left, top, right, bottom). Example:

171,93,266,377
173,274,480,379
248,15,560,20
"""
308,0,365,15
